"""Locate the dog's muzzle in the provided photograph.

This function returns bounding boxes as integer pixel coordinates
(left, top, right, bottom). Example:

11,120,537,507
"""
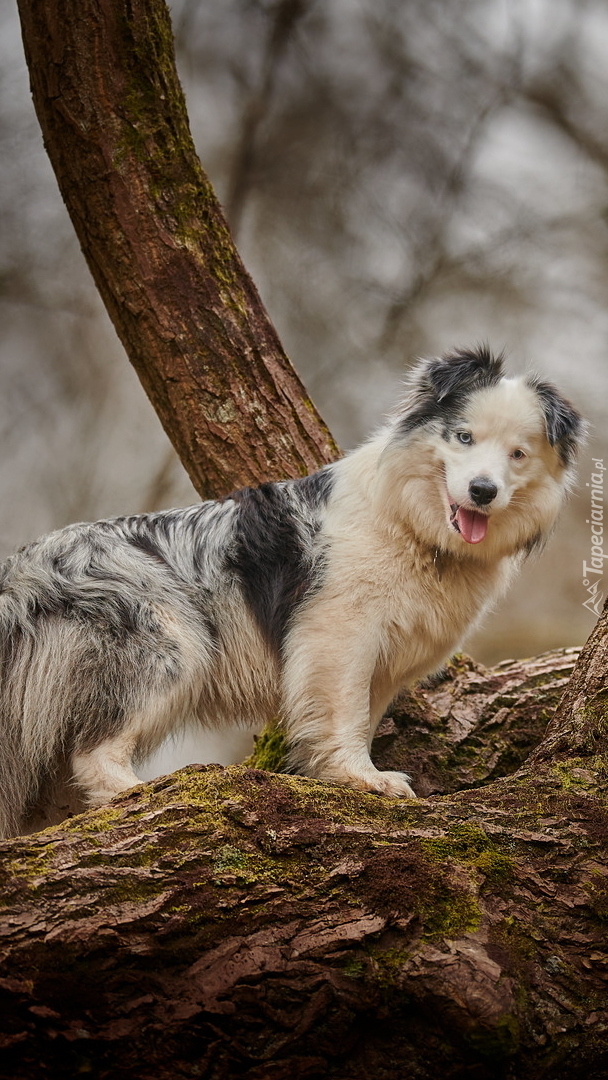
469,476,498,507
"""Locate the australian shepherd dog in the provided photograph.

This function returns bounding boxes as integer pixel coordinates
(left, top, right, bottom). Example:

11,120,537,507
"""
0,347,585,836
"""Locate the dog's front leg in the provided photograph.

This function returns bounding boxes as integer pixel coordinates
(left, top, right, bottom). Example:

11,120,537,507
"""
282,618,416,798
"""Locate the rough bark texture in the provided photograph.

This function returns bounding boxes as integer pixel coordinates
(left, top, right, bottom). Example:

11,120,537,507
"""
17,0,338,499
374,647,581,796
0,626,607,1079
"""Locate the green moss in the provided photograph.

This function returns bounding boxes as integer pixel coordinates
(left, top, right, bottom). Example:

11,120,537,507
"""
213,844,250,874
89,874,167,907
418,823,514,909
266,771,420,830
474,849,514,885
366,872,481,956
61,803,131,835
579,697,608,750
420,822,493,862
419,822,514,881
111,0,250,310
490,915,537,964
342,956,367,979
245,720,289,772
369,945,412,986
3,842,57,883
548,755,608,795
552,760,594,791
420,889,481,940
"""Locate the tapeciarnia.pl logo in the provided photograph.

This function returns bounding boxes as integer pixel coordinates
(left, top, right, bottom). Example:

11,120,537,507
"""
582,458,606,617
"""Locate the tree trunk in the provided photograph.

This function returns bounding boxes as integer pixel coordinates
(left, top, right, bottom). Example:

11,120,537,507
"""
0,624,607,1079
17,0,338,499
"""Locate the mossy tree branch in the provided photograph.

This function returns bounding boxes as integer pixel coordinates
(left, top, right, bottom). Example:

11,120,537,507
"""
1,625,607,1078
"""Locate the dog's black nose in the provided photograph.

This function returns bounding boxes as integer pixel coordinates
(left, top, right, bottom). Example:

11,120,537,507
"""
469,477,498,506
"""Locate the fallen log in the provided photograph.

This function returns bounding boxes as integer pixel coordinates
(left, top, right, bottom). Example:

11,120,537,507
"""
0,621,606,1079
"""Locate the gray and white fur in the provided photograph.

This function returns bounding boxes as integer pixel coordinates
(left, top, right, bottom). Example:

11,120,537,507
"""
0,347,585,836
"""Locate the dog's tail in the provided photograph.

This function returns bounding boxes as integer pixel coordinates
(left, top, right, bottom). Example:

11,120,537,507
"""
0,586,81,838
0,617,37,838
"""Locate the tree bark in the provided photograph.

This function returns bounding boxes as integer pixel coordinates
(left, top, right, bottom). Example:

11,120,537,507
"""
17,0,338,499
374,647,581,796
0,627,607,1079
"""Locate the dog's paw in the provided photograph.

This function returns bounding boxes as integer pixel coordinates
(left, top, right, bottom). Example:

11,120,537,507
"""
337,768,417,798
366,770,417,798
311,756,417,799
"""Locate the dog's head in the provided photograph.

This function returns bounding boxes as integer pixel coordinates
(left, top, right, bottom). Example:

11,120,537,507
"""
385,346,586,559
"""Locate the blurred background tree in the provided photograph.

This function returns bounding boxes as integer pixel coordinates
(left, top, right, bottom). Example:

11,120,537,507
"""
1,0,606,771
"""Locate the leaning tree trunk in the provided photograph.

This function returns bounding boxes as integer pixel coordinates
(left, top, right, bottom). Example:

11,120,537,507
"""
17,0,338,499
0,622,607,1079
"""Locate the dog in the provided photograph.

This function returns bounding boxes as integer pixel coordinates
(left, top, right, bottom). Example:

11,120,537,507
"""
0,346,584,836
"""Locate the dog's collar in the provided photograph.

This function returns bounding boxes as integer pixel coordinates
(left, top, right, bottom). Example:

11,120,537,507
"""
432,546,450,580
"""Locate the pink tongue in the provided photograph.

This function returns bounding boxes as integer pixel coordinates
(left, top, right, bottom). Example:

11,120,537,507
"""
456,507,488,544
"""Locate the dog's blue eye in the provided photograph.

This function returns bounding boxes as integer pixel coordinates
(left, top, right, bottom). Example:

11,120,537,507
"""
456,431,473,445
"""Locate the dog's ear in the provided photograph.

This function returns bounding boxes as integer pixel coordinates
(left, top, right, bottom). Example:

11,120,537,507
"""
424,345,504,402
397,345,504,435
527,376,587,465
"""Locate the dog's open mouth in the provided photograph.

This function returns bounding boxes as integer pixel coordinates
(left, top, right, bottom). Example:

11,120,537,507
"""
449,501,488,544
